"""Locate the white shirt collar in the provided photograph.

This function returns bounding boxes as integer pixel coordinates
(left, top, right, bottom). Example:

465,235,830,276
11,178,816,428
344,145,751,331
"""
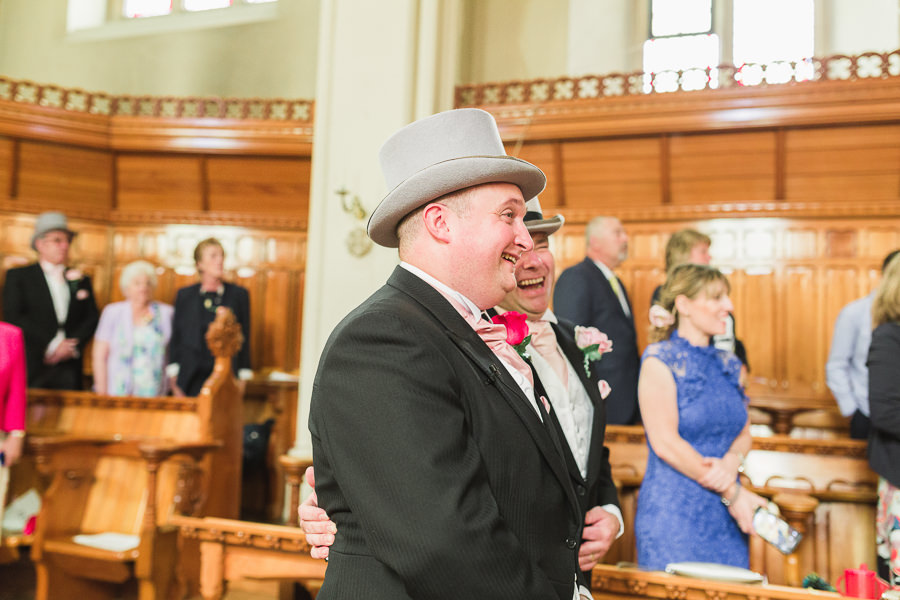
591,259,616,281
399,262,481,320
39,260,66,275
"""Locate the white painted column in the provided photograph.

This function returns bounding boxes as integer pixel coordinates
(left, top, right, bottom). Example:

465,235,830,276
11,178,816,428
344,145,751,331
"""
289,0,461,465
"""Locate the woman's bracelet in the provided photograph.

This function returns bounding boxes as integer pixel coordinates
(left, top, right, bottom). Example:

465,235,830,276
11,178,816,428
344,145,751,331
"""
721,482,742,507
8,430,25,438
728,450,746,473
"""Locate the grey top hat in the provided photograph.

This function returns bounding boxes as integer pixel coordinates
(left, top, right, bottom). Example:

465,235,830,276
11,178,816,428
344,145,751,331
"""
368,108,547,248
31,212,76,250
524,197,564,235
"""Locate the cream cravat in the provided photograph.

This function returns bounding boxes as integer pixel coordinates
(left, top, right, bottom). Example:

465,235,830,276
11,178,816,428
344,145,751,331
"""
528,320,568,389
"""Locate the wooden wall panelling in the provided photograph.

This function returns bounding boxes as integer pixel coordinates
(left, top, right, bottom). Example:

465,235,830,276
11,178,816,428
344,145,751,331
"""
115,154,205,212
0,137,13,198
784,124,900,202
669,131,778,204
560,138,663,210
206,156,311,217
16,141,113,210
507,141,563,207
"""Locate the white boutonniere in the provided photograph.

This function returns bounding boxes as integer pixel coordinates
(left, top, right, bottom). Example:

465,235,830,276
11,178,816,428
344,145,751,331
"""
574,325,613,378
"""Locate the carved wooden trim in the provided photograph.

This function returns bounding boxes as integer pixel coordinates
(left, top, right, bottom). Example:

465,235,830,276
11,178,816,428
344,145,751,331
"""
479,77,900,143
27,389,199,412
460,50,900,107
0,76,313,123
0,202,308,230
173,516,311,553
605,426,868,458
0,85,314,155
589,564,839,600
534,201,900,226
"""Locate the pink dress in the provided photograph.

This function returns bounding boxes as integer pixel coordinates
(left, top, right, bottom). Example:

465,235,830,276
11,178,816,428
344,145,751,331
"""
0,322,26,434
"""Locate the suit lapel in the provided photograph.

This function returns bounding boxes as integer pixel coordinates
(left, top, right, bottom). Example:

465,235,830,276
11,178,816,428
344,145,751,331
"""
587,258,631,320
387,267,578,509
551,320,608,488
26,264,58,326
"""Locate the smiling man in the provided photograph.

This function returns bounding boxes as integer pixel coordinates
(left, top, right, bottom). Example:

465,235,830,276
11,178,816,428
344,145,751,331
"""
497,197,622,582
308,109,588,600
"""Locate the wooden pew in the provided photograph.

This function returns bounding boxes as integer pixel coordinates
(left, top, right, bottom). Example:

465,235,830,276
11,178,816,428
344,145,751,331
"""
173,516,326,600
589,564,839,600
603,425,877,586
20,307,244,600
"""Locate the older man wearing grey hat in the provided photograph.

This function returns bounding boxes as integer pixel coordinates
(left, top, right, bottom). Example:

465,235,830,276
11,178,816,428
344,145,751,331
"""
308,109,588,600
3,212,99,389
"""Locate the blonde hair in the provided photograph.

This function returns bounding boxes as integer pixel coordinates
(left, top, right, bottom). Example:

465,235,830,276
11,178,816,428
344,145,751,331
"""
665,229,711,271
873,252,900,327
649,263,730,343
193,238,224,266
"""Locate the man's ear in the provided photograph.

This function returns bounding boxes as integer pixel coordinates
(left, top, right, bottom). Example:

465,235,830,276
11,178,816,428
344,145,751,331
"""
422,203,453,243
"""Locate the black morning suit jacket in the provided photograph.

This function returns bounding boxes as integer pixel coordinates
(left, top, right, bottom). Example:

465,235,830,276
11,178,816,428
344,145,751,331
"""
170,281,251,396
867,321,900,488
2,263,99,389
309,267,583,600
553,258,641,425
550,319,621,515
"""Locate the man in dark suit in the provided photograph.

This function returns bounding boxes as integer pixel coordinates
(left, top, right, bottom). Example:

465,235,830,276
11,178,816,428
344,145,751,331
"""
308,109,587,599
497,198,622,581
553,216,640,425
301,198,622,588
3,212,99,390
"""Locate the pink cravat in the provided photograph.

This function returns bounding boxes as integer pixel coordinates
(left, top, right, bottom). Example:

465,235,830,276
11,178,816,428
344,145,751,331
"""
432,289,534,388
528,320,569,389
469,316,535,388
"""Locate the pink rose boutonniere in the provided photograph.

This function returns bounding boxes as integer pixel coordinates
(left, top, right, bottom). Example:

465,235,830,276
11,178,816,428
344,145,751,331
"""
491,311,532,360
65,268,89,300
597,379,612,400
574,325,613,378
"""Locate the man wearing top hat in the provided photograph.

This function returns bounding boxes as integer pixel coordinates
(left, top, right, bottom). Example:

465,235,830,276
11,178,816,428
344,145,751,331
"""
3,212,99,389
308,109,588,599
304,196,622,590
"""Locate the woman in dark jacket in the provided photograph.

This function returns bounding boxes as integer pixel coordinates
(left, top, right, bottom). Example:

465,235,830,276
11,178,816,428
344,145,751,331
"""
867,251,900,587
167,238,251,396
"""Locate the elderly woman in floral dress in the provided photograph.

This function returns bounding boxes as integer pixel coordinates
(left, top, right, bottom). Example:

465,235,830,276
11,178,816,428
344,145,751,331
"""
92,260,173,396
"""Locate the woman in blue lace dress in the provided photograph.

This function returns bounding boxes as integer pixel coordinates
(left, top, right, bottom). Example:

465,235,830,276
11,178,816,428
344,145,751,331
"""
635,264,766,570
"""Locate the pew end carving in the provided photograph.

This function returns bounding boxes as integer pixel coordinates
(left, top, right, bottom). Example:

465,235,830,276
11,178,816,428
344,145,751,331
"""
174,515,325,600
22,307,244,600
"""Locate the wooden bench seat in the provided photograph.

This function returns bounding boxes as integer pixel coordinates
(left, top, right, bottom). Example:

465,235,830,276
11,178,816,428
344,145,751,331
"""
18,307,244,600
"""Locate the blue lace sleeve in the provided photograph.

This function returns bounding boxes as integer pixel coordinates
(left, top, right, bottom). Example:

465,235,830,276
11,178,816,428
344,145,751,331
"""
718,349,749,406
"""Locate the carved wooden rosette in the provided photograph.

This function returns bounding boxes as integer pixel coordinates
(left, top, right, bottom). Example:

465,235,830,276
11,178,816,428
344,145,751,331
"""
206,307,244,361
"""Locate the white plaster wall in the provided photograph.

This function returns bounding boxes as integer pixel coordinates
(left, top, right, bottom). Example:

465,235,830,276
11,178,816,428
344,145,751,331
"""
820,0,900,56
458,0,570,83
0,0,319,98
